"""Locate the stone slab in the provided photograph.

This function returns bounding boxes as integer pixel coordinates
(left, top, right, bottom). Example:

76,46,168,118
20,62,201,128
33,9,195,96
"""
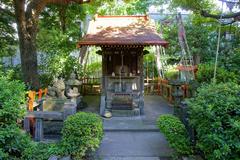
103,118,158,131
96,156,163,160
26,111,63,121
95,131,173,158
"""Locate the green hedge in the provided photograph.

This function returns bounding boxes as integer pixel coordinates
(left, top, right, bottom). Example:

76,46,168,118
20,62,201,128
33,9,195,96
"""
60,112,103,159
187,82,240,160
157,114,192,156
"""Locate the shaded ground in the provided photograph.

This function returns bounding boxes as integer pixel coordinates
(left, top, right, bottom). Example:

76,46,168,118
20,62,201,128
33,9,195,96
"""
143,96,173,124
82,95,173,122
80,96,100,114
94,131,173,160
82,95,174,160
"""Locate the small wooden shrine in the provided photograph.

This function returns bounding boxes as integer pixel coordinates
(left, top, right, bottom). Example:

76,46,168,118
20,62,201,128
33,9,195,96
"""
77,15,168,116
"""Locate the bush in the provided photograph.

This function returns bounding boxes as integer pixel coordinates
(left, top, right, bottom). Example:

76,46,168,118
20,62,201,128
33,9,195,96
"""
187,82,240,160
22,142,59,160
0,77,32,159
0,77,26,126
157,114,192,156
61,112,103,159
196,63,238,84
0,77,56,160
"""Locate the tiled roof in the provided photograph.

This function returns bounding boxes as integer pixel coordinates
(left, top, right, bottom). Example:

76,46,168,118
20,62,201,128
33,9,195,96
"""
77,15,168,48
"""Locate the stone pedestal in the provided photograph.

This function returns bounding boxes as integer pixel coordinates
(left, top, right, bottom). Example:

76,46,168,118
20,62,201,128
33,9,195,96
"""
169,80,184,115
34,118,43,141
63,102,77,120
24,117,31,132
100,95,106,116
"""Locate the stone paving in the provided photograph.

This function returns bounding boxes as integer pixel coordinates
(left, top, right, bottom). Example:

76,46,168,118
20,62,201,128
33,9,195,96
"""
88,95,174,160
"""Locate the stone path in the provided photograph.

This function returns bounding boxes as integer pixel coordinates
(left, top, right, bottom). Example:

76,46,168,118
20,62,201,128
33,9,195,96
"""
92,96,174,160
94,131,173,160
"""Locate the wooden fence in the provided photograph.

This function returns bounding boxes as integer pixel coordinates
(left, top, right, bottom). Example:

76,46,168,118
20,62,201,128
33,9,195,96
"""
144,77,192,104
80,77,101,95
26,77,192,109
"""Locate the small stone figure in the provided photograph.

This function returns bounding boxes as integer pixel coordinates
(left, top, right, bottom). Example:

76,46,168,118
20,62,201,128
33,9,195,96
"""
66,72,81,87
47,78,66,99
65,72,82,104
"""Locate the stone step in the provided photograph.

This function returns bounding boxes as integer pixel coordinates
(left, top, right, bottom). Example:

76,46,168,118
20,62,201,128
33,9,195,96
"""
93,156,171,160
111,109,140,117
103,118,159,132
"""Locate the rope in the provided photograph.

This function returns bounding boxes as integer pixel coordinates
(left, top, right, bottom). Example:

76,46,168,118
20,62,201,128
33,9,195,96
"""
177,13,195,82
213,1,224,84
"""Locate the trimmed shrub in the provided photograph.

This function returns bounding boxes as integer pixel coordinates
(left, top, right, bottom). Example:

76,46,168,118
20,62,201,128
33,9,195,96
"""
187,82,240,160
157,114,192,156
61,112,103,159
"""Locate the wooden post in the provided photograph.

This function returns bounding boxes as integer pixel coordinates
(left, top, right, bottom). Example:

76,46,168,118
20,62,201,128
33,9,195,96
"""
44,88,48,96
28,91,36,112
38,89,43,100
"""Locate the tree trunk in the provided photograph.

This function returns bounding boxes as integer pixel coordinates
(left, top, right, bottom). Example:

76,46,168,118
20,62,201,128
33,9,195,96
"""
14,0,40,89
19,33,40,88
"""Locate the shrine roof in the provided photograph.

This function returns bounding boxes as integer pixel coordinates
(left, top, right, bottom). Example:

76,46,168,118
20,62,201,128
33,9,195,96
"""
77,15,168,48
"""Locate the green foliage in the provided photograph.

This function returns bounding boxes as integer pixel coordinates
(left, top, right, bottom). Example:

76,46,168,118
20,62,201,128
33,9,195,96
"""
61,112,103,159
196,63,239,84
0,64,23,82
97,0,149,15
0,77,25,126
187,83,240,160
85,61,102,77
0,77,32,159
223,48,240,78
0,125,33,159
39,52,83,86
157,114,192,156
161,17,216,63
164,67,179,80
170,0,214,11
0,1,17,57
22,142,60,160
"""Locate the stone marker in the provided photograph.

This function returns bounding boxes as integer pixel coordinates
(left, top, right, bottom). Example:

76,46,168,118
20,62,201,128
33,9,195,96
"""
34,118,43,141
104,110,112,118
24,117,30,132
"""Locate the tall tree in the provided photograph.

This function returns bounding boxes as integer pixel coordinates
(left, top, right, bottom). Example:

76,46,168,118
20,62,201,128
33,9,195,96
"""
158,0,240,21
13,0,91,88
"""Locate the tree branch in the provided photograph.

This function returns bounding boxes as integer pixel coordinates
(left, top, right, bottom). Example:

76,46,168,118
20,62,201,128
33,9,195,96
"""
25,0,91,33
26,0,90,18
200,10,240,20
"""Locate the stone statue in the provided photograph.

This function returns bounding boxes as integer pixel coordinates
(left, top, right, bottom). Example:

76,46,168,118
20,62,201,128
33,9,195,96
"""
66,72,81,87
47,78,66,99
65,72,82,103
